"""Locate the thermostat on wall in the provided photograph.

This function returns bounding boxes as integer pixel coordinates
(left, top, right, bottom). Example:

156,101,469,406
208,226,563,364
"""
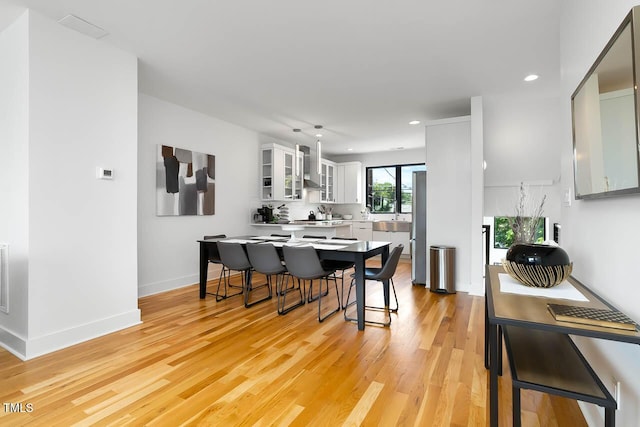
96,167,113,180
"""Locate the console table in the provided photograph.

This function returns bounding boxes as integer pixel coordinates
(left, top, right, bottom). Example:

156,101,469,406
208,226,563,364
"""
484,265,640,426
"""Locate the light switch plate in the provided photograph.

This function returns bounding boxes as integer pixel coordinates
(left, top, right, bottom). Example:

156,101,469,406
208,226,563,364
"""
96,167,113,180
563,188,571,206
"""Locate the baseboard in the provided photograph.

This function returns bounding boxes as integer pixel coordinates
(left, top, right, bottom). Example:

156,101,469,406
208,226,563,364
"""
138,273,200,297
467,281,485,296
0,326,27,360
138,268,240,297
1,309,142,361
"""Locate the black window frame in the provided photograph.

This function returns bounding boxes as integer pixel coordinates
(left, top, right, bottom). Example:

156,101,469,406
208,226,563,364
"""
493,216,547,249
366,163,426,214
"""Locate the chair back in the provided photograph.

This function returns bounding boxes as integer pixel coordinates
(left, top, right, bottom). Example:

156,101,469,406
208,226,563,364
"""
303,235,327,239
332,237,357,240
246,243,285,275
204,234,226,263
271,234,291,238
368,244,403,281
217,242,251,271
282,245,329,280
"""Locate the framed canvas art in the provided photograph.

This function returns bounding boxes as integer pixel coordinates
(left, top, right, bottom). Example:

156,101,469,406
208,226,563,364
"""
156,145,215,216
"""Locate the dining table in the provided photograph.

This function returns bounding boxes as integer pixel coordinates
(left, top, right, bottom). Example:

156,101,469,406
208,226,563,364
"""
198,235,391,330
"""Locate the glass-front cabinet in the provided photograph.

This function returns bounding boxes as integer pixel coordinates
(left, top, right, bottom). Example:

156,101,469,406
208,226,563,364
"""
261,148,273,200
261,143,303,201
320,160,336,203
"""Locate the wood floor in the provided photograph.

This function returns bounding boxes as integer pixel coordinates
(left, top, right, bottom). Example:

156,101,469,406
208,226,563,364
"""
0,260,587,426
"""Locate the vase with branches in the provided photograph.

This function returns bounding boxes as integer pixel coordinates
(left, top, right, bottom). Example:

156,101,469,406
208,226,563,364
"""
509,182,546,244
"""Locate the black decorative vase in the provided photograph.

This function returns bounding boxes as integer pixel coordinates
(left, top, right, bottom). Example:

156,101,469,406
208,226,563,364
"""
503,243,573,288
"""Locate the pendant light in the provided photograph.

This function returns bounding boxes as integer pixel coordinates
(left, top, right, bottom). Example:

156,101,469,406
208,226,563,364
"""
315,125,323,174
293,128,301,177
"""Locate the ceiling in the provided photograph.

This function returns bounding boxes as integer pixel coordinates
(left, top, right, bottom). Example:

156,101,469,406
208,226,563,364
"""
0,0,561,154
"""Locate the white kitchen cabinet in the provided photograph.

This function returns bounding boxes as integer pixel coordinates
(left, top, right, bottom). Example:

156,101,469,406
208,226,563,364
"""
372,230,410,255
351,221,373,241
336,161,362,204
261,143,302,201
320,160,336,203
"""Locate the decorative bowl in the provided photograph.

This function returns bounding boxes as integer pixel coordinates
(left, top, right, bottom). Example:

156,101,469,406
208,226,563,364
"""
502,243,573,288
343,214,353,220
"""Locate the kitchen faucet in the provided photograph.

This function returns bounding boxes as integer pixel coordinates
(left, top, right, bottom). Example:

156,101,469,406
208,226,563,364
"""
393,204,399,220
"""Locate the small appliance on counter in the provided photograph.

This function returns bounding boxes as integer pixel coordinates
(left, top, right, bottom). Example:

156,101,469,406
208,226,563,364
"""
276,204,290,223
255,205,274,223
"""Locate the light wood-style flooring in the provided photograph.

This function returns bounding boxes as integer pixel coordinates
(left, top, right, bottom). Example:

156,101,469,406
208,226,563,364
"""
0,260,586,426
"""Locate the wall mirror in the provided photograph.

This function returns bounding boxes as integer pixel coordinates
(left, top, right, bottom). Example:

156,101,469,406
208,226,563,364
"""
571,8,640,199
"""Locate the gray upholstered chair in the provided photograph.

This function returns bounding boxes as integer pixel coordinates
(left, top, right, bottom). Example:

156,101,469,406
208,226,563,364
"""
283,245,340,322
344,244,403,326
204,235,241,301
246,243,304,314
217,242,271,308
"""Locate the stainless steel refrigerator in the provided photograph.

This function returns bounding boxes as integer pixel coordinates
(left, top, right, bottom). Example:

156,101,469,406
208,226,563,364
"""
411,171,427,284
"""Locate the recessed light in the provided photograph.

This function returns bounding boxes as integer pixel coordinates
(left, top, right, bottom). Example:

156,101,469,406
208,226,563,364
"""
315,133,323,138
347,148,353,151
409,120,421,125
524,74,539,82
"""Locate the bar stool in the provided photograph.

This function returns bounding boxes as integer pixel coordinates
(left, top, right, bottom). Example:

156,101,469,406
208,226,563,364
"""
344,244,403,326
283,245,340,322
217,242,271,308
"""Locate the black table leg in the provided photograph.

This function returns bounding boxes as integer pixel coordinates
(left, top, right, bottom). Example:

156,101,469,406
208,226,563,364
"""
605,407,615,427
485,296,489,369
354,255,366,331
489,321,499,427
199,241,208,299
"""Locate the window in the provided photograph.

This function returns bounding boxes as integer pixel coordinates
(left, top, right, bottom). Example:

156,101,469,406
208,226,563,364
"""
494,216,546,249
366,163,426,214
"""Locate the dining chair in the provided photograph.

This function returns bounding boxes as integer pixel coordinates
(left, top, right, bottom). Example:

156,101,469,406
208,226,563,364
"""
302,235,327,239
271,234,291,238
246,243,304,314
344,244,403,326
217,242,271,308
283,245,340,322
203,234,240,301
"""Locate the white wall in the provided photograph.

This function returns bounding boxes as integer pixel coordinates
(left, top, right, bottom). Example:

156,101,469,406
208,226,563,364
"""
0,12,29,349
0,11,141,360
426,116,473,292
483,94,562,225
137,94,261,296
560,2,640,425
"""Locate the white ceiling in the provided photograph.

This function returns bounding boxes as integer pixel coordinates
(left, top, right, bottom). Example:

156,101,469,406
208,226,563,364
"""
0,0,561,154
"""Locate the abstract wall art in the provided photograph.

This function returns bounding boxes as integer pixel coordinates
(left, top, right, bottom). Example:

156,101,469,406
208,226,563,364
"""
156,145,215,216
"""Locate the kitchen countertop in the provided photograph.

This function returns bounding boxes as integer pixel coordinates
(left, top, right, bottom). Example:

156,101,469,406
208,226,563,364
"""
252,221,350,227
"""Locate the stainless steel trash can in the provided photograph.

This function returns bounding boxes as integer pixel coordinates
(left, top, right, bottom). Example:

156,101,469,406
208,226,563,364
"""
429,245,456,293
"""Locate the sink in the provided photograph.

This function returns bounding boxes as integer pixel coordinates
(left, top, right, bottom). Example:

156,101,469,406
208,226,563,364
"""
372,221,412,232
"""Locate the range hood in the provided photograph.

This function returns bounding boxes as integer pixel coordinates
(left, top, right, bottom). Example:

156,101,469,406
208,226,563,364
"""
298,145,322,190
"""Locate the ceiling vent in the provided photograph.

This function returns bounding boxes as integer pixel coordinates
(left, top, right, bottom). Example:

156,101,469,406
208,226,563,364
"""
58,14,108,39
